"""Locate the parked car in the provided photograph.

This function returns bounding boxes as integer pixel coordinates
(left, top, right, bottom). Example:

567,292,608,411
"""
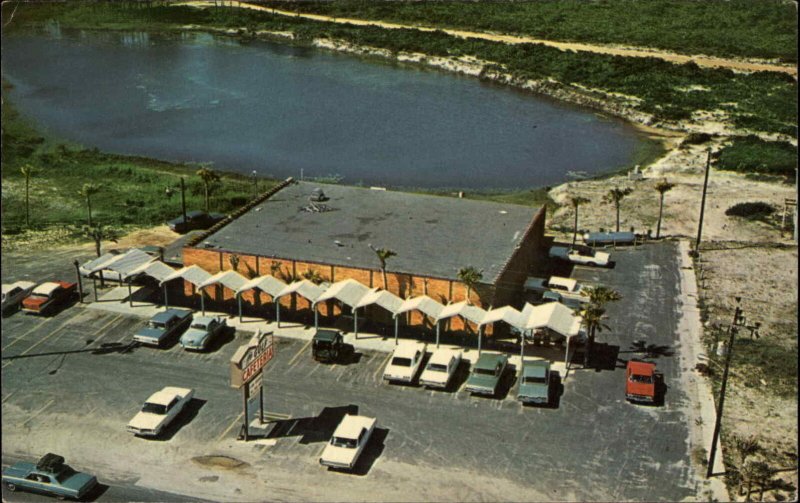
127,386,194,437
179,315,226,351
319,414,377,470
2,281,37,313
2,453,98,500
383,342,427,384
583,231,636,246
626,360,657,404
21,281,77,315
524,276,587,303
419,348,461,389
518,360,551,405
465,353,509,396
541,290,585,310
133,309,193,347
312,329,345,363
549,245,611,267
167,210,226,234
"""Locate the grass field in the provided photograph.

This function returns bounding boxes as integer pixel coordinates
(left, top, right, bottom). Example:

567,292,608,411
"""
263,0,798,63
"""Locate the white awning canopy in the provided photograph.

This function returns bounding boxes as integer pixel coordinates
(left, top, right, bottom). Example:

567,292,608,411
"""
519,302,583,337
479,305,523,328
354,288,404,313
122,260,176,282
82,249,154,278
198,270,249,292
395,295,444,319
160,265,212,287
313,279,371,308
436,301,488,326
275,279,324,303
235,275,287,298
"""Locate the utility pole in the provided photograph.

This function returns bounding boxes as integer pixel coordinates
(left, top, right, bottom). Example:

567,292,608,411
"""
251,170,258,198
794,167,798,243
180,177,187,225
706,299,746,478
693,149,712,257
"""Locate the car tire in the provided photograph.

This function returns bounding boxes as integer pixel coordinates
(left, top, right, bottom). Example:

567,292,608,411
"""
5,482,17,492
588,262,597,267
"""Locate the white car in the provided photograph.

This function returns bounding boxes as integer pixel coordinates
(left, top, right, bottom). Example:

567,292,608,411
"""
549,245,611,267
383,342,427,383
419,348,461,389
319,414,377,470
1,281,36,312
524,276,588,303
127,387,194,437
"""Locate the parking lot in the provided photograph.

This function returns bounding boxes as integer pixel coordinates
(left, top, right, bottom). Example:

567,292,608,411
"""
2,241,714,501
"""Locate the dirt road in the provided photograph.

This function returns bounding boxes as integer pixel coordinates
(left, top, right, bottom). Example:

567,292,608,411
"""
188,1,797,77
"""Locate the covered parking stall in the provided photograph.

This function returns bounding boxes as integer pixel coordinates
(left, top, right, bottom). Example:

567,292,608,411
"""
394,295,445,347
311,279,371,335
160,265,212,314
433,301,488,349
197,270,249,321
80,249,157,303
273,280,324,328
355,289,404,344
121,260,177,308
234,275,288,322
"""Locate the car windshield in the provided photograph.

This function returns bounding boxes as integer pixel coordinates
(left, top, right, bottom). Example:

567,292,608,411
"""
630,374,653,384
475,367,496,376
427,363,448,372
313,340,331,348
142,402,167,415
330,436,357,448
147,321,166,330
525,376,547,384
191,323,209,330
55,466,76,483
391,357,412,367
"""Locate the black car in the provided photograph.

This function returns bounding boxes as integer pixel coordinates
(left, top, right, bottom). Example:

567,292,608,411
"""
167,210,226,233
312,329,344,363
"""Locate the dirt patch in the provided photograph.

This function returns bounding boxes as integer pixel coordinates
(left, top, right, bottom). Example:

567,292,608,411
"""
192,455,250,470
115,225,179,248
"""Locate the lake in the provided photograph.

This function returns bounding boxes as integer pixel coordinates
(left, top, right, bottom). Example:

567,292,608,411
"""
2,28,648,189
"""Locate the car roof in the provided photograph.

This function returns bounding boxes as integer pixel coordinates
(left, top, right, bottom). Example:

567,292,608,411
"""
428,348,460,365
313,329,341,342
31,282,62,296
3,281,36,294
548,276,577,290
627,360,655,375
152,309,190,323
191,316,218,325
392,342,425,358
146,386,191,405
187,210,207,218
474,352,506,368
523,360,550,377
333,414,376,439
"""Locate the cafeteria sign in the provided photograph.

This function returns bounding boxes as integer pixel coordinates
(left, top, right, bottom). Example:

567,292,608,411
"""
230,330,274,388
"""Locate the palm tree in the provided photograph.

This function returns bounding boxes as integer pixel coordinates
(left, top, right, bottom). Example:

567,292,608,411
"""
457,266,483,304
579,285,622,366
302,269,325,285
654,179,675,239
569,196,590,247
733,435,760,467
196,167,221,212
78,183,102,227
229,254,240,272
82,224,121,257
603,186,634,232
369,245,397,289
20,164,35,227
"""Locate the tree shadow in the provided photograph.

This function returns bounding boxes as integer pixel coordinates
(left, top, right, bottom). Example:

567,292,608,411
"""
145,398,206,442
621,339,675,359
588,343,622,371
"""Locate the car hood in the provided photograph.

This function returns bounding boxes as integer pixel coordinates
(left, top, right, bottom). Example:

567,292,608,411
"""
321,443,357,465
61,471,96,491
466,373,498,389
128,411,166,430
135,327,166,340
519,382,548,398
181,328,208,345
627,380,655,396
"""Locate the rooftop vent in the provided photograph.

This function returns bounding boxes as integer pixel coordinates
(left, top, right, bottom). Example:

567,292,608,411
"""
310,188,328,202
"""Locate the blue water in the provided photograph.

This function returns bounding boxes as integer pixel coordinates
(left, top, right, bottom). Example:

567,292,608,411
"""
2,28,647,189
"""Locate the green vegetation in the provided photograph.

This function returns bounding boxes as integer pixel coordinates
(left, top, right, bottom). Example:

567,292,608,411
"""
1,98,277,235
715,136,798,177
734,337,798,399
267,0,797,63
4,2,797,138
724,202,776,220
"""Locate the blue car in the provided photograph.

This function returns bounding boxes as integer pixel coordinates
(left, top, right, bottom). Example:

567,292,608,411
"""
179,315,227,351
2,453,98,500
133,309,193,347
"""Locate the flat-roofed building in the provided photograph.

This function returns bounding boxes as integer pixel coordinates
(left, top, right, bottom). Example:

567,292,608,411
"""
181,180,548,331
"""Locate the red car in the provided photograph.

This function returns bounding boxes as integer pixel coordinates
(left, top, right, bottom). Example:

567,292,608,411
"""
21,281,77,315
625,360,657,404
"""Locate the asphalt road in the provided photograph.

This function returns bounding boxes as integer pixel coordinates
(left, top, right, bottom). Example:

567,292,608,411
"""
1,241,703,501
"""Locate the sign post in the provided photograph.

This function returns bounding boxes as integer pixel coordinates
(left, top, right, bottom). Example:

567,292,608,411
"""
230,330,275,441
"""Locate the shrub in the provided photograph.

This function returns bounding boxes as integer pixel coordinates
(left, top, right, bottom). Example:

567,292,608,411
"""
716,136,798,176
724,202,775,219
681,132,713,146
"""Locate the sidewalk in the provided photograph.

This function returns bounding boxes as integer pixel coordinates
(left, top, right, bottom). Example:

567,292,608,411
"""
83,286,569,374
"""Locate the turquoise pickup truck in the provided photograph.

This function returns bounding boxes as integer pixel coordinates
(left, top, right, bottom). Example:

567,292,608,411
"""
2,453,98,500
